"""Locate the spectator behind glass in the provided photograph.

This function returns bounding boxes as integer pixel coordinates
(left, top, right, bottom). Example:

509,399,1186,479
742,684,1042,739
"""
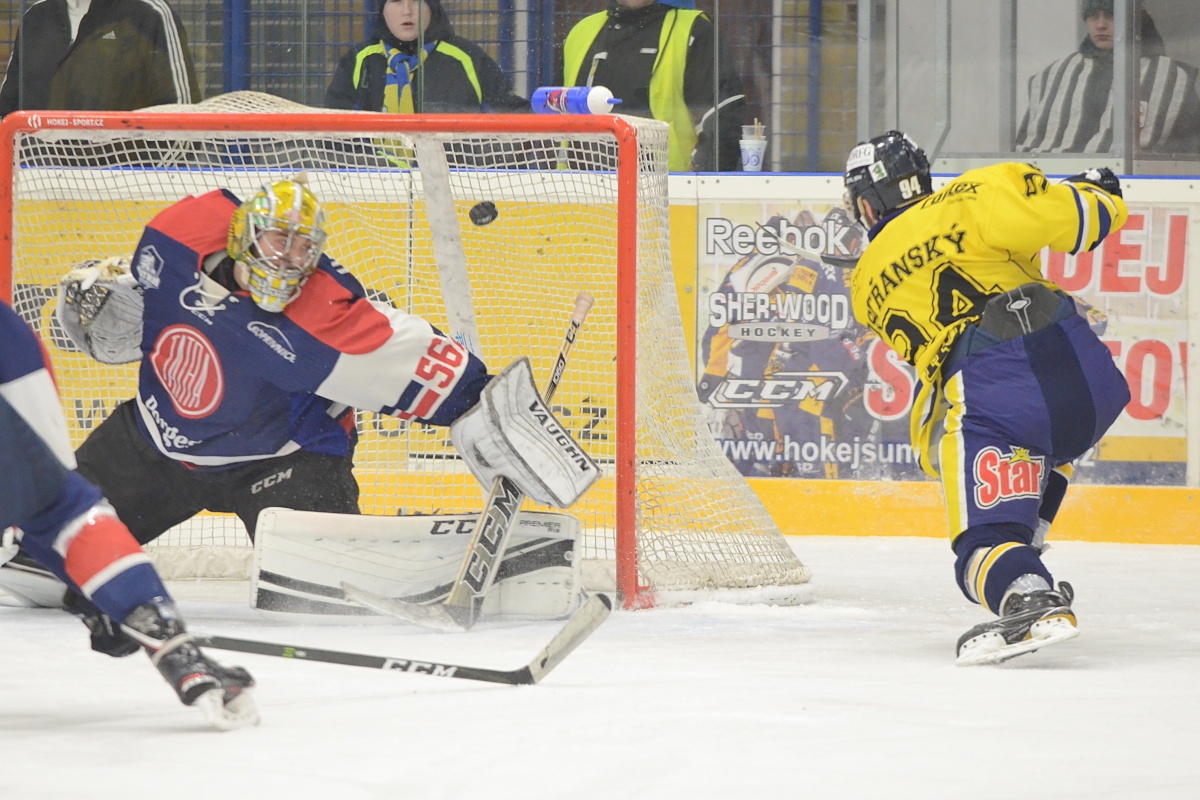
0,0,199,119
1016,0,1200,154
561,0,747,171
325,0,527,113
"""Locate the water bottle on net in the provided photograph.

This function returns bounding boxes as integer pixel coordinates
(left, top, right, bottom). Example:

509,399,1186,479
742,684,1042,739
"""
531,86,621,115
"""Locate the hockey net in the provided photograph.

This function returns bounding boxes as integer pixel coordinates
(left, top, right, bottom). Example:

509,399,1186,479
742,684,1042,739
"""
0,92,810,608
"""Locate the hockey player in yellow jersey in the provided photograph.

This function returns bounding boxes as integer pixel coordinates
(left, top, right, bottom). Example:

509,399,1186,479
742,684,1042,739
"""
843,131,1131,665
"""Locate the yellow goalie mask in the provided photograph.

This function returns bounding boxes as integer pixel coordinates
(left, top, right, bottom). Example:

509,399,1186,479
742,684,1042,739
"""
228,178,328,312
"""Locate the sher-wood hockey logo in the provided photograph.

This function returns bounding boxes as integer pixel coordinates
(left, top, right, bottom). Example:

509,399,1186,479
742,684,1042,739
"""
973,446,1045,509
708,290,851,342
707,251,852,343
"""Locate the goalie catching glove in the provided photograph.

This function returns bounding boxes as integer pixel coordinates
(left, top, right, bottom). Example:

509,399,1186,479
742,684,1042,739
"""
451,357,600,508
56,257,144,364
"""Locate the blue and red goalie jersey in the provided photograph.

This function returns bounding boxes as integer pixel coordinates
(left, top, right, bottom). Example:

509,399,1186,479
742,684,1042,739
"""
129,189,489,467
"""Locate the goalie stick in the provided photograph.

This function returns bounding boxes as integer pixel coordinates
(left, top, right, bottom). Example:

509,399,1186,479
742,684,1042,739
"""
194,592,611,685
343,291,595,632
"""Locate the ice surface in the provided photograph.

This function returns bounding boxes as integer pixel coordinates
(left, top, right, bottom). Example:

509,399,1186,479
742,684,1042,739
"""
3,536,1198,800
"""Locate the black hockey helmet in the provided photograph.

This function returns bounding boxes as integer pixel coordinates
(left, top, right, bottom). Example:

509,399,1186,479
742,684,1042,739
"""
843,130,932,224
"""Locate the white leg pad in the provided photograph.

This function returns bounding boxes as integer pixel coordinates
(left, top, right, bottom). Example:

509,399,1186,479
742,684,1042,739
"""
251,507,583,621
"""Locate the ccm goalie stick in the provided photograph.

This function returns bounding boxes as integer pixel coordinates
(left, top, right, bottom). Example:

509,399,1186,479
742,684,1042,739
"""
343,292,596,632
194,593,611,685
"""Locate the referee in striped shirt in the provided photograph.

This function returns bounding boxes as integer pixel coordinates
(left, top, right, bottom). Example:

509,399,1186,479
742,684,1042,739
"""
1016,0,1200,155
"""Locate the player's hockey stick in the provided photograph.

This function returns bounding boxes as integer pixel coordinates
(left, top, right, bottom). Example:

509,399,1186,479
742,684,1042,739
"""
193,592,611,686
344,292,595,632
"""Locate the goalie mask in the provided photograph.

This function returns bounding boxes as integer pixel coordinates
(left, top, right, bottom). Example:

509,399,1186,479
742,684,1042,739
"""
228,179,328,313
843,130,932,225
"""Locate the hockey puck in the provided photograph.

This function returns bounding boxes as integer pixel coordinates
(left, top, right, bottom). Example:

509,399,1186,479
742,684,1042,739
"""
469,201,498,226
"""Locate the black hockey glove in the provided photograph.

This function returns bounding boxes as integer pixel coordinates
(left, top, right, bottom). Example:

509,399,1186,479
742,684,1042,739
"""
64,588,141,658
1064,168,1122,198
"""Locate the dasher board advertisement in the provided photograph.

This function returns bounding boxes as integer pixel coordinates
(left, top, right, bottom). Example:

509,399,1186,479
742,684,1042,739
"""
692,178,1195,487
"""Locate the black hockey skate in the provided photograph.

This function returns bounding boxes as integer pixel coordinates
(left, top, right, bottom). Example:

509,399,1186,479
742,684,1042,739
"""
956,582,1078,666
123,598,260,729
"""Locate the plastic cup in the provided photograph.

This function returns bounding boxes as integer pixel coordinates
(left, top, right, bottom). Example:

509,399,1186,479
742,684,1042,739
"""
740,138,768,171
742,124,766,141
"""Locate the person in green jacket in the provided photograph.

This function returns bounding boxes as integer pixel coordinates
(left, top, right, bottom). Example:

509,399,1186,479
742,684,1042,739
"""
324,0,526,114
561,0,746,171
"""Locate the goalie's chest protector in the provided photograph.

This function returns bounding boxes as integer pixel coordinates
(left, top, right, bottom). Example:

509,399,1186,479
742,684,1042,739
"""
130,191,370,465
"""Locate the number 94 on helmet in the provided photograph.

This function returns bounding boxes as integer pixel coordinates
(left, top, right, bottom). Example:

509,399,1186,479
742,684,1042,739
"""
228,178,329,313
843,130,933,226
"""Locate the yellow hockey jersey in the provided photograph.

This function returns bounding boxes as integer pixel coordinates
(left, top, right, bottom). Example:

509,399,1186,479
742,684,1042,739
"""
849,161,1127,474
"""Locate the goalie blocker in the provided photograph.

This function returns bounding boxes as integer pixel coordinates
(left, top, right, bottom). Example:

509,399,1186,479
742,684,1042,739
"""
451,357,599,509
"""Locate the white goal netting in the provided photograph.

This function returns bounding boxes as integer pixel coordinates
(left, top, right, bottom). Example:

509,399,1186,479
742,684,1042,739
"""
2,92,810,605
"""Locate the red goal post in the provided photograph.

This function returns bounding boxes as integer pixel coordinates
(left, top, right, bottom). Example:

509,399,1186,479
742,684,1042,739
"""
0,92,810,608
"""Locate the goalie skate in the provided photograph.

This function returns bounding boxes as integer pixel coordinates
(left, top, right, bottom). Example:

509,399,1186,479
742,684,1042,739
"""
956,581,1078,666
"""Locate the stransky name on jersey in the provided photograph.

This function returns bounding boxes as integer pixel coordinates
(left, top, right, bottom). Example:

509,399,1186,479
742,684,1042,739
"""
973,446,1045,509
859,225,969,327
